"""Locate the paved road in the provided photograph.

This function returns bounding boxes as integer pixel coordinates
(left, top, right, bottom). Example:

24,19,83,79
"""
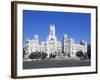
23,59,91,69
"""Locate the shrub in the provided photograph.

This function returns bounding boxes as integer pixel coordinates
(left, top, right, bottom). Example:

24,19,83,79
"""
41,52,47,59
29,52,47,60
29,52,36,59
49,54,56,58
76,51,84,57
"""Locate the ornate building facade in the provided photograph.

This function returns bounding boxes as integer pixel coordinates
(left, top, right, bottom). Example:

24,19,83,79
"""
24,24,87,59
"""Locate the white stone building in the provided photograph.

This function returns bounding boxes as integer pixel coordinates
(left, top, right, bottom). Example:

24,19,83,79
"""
63,35,87,58
24,24,87,59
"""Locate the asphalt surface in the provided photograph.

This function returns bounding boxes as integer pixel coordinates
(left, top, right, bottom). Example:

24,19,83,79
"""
23,59,91,69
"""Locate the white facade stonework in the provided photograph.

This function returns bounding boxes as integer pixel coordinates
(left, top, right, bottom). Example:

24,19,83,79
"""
24,24,87,59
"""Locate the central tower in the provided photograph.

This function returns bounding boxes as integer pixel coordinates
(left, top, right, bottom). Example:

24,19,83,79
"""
48,24,57,41
49,24,55,36
46,24,57,57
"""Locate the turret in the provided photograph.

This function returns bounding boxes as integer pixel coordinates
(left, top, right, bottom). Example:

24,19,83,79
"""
80,40,87,46
63,34,68,39
34,34,39,40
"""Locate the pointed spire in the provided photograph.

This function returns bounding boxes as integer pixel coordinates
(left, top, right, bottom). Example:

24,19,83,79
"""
49,24,55,35
64,34,67,37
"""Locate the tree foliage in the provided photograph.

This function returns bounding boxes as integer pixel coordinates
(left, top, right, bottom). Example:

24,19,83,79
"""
29,52,47,60
41,52,48,59
76,51,84,57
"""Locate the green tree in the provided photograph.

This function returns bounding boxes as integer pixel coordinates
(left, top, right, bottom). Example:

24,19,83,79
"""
29,52,47,60
29,52,36,59
35,52,41,58
76,51,84,57
41,52,47,59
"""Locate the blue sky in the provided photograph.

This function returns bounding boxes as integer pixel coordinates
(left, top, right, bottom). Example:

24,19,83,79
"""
23,10,91,47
